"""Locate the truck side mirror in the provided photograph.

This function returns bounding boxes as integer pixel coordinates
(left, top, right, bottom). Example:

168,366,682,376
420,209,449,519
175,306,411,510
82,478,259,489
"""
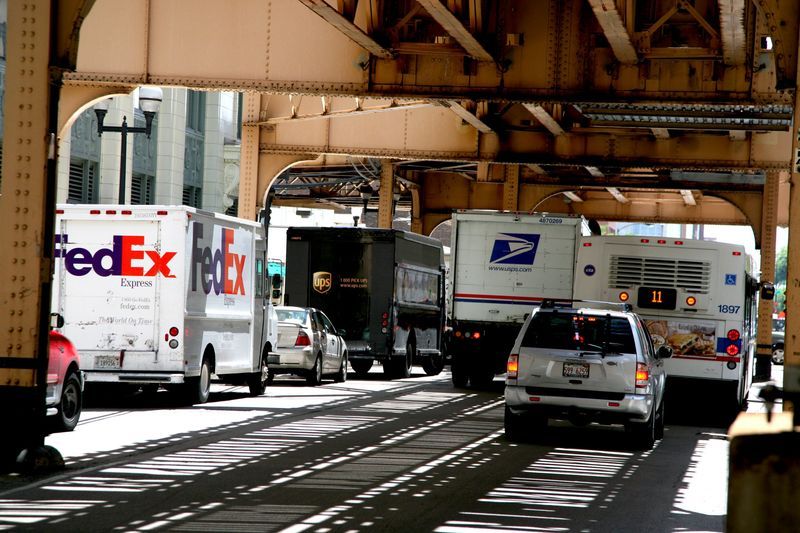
656,345,673,359
272,273,282,290
761,282,775,301
50,312,65,329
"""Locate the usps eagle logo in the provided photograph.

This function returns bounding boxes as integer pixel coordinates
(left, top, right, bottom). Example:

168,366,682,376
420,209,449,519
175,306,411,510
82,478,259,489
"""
489,233,540,265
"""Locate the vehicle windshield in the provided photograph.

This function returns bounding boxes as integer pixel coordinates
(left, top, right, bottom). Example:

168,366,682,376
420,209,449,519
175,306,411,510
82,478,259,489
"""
522,312,636,353
277,308,308,325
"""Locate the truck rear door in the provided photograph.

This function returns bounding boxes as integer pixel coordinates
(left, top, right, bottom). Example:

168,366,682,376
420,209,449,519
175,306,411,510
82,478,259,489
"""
55,215,172,372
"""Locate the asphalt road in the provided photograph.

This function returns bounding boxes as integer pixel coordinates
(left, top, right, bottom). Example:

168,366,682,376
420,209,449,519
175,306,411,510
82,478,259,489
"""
0,366,755,532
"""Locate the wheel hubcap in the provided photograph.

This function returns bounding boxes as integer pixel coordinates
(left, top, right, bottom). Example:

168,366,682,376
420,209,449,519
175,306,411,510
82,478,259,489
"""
62,384,78,419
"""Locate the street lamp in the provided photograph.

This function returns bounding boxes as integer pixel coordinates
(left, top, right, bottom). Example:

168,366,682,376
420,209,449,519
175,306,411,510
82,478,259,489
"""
359,182,374,226
94,87,163,204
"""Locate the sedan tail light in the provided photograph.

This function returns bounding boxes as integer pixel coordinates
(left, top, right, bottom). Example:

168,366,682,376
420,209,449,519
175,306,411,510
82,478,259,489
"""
635,363,649,389
295,330,311,347
507,354,519,379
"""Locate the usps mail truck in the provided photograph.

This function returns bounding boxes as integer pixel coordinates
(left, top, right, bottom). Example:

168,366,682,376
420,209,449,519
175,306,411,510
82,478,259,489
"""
448,210,583,388
52,205,278,404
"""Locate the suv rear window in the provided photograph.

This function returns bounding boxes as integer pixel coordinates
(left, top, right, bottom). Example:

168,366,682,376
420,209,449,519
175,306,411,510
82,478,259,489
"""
521,313,636,353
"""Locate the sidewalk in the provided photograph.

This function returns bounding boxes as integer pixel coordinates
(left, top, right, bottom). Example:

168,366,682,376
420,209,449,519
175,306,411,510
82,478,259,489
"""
746,365,784,415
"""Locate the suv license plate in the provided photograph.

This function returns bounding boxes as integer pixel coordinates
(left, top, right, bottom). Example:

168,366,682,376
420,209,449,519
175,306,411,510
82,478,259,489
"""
563,362,589,378
95,355,121,369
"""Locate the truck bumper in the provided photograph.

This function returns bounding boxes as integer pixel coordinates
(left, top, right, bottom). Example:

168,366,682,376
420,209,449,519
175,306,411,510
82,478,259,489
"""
85,372,185,384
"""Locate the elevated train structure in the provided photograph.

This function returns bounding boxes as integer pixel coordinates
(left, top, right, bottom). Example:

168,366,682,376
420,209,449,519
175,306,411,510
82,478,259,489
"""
1,1,799,527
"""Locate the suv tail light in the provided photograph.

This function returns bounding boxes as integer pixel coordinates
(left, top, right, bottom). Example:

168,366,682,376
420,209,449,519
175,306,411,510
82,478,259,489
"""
507,354,519,379
635,363,649,388
295,330,311,347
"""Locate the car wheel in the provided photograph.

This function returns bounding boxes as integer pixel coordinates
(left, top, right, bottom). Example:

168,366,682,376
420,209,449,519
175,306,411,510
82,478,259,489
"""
307,354,323,386
247,356,268,396
629,407,656,450
334,352,348,383
773,345,784,365
398,341,414,379
54,371,82,432
351,359,373,377
422,352,445,376
655,400,665,441
186,357,211,405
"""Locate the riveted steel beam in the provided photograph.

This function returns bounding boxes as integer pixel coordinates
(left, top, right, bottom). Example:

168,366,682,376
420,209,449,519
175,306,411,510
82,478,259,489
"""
718,0,747,66
586,0,638,64
522,104,565,136
295,0,394,59
415,0,494,62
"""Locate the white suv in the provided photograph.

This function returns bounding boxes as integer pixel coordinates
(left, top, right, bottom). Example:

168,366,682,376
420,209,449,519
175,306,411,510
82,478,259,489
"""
504,301,672,449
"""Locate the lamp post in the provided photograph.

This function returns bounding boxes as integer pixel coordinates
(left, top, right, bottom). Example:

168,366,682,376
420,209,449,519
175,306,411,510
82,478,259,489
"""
359,182,374,226
94,87,163,204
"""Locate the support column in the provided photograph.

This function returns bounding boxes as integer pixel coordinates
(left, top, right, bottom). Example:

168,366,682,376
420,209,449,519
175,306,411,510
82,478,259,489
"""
755,172,780,381
503,164,520,211
786,84,800,417
410,188,423,234
377,160,395,229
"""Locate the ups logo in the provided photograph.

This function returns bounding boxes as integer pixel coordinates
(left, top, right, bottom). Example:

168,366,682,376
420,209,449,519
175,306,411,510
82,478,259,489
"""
313,271,332,294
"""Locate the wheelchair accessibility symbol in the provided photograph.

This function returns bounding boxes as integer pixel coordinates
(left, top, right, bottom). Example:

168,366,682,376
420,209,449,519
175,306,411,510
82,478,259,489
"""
725,274,737,286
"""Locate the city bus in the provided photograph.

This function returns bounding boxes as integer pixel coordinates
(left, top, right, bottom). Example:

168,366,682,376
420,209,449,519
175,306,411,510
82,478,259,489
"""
573,235,758,412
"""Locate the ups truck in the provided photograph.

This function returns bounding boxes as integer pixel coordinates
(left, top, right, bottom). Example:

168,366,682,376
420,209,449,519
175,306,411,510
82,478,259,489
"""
285,227,445,379
448,210,583,388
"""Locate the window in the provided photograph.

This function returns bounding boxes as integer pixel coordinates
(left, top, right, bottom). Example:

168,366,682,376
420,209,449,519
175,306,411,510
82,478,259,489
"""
131,173,155,205
225,197,239,217
522,313,636,353
186,90,206,133
182,185,202,208
68,159,98,203
255,258,264,298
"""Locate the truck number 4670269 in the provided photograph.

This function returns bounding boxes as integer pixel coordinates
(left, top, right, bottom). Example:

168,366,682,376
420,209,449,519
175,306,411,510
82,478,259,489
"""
718,305,740,314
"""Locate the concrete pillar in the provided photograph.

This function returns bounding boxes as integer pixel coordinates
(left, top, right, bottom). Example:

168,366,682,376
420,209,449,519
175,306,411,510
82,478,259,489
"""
378,160,395,229
202,92,225,213
98,95,133,204
755,171,780,381
410,188,423,234
785,83,800,416
154,88,187,205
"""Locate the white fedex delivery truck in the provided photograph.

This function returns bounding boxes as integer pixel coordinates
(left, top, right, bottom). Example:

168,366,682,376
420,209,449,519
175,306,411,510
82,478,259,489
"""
448,210,583,388
52,205,278,404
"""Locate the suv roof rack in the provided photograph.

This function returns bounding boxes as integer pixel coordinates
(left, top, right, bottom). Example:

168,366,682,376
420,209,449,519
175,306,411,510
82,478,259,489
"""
540,298,633,313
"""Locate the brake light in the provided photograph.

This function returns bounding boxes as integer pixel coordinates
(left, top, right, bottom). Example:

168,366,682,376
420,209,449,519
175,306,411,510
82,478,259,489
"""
640,239,650,243
472,332,481,339
295,330,311,347
169,327,179,337
727,329,740,341
674,241,684,245
583,242,592,247
727,344,740,356
635,363,649,388
507,354,519,379
657,239,666,244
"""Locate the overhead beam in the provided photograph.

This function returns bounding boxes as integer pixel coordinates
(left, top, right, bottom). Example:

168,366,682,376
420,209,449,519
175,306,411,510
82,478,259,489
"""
295,0,394,59
443,100,494,133
586,0,638,64
718,0,747,65
680,189,697,206
523,104,565,136
586,166,605,178
415,0,494,61
607,187,629,203
651,128,670,139
563,191,585,203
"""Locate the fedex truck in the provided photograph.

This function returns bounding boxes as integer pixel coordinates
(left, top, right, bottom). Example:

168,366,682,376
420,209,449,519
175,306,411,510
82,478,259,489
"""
448,211,583,388
51,205,278,404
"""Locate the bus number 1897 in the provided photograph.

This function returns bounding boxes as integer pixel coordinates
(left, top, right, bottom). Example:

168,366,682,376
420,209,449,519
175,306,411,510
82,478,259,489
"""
718,305,740,314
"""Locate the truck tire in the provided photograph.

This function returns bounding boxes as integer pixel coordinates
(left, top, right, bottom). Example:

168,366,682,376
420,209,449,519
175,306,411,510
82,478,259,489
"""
387,342,413,379
307,354,323,386
421,352,445,376
247,356,269,396
451,358,469,388
53,371,82,432
351,359,373,377
186,357,212,405
334,353,348,383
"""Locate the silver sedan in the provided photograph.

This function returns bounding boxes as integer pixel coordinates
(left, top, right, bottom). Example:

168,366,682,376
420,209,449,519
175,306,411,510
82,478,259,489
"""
269,306,348,386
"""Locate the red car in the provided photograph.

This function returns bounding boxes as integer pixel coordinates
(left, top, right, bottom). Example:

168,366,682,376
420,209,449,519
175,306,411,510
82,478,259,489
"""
47,330,83,432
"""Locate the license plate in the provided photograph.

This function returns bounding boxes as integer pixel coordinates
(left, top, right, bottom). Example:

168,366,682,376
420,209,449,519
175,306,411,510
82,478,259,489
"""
563,362,589,378
95,355,121,369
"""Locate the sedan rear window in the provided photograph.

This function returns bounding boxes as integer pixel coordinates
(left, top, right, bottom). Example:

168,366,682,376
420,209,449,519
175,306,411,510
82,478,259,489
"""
277,309,309,324
522,313,636,353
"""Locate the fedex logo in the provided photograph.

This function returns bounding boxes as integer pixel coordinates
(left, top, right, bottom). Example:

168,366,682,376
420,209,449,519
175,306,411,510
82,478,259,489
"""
54,234,176,277
191,222,247,296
